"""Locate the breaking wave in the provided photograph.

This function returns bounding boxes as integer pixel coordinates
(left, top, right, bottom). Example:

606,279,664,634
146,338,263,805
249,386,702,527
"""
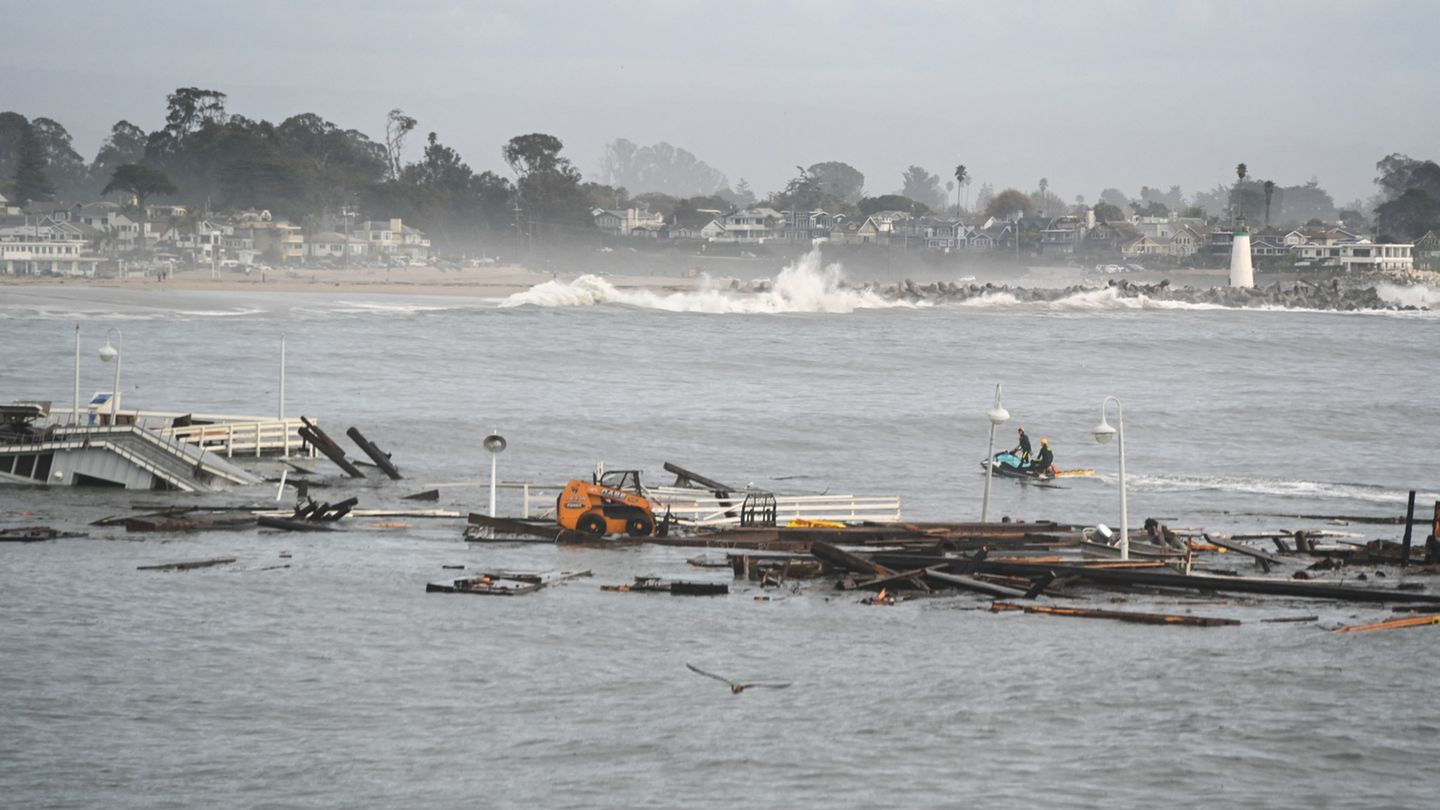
950,288,1228,311
1120,473,1436,505
1374,282,1440,309
499,248,917,314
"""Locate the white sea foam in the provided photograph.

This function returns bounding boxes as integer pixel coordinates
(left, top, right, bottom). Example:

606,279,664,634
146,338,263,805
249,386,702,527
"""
1118,473,1436,505
499,248,918,314
1374,282,1440,309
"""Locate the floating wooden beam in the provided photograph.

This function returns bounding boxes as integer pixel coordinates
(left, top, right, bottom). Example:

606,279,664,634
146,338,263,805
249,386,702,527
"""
346,427,403,480
299,417,365,479
1333,615,1440,633
923,568,1029,599
991,602,1239,627
137,557,237,571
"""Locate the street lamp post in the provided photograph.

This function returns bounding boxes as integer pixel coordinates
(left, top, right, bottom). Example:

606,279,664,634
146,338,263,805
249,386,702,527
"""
1092,396,1128,560
483,432,507,518
98,327,123,424
73,324,81,426
980,383,1010,522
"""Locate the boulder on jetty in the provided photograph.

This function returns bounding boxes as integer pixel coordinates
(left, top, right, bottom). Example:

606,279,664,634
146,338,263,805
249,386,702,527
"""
874,277,1417,312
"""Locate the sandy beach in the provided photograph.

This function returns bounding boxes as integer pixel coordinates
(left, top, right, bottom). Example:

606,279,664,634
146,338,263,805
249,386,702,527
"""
0,264,708,298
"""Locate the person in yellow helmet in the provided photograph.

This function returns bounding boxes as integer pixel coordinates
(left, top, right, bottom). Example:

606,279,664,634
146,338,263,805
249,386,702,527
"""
1029,438,1054,474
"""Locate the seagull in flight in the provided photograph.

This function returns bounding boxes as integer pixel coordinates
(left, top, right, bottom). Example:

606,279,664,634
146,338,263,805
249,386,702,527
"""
686,663,792,694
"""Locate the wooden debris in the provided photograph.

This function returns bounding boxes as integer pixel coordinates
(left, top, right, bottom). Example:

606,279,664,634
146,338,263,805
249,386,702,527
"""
123,515,255,533
0,526,80,542
298,416,365,478
402,489,440,501
258,515,338,532
991,602,1239,627
137,557,238,572
601,576,727,595
1332,615,1440,633
1260,615,1319,623
922,567,1029,599
346,427,403,480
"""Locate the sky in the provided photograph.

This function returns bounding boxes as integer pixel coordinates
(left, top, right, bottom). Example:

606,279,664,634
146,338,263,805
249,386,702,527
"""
2,0,1435,207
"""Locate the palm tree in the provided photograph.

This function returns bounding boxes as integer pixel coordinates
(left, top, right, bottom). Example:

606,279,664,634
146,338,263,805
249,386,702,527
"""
1262,180,1276,230
1231,162,1249,222
954,164,968,211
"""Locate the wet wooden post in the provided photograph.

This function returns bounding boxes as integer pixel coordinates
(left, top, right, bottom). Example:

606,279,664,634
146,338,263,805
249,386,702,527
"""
298,416,365,479
1401,490,1416,567
346,427,403,480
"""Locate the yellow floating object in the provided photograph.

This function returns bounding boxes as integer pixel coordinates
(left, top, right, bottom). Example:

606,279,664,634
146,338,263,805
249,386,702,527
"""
1052,469,1096,478
787,518,847,529
1333,615,1440,633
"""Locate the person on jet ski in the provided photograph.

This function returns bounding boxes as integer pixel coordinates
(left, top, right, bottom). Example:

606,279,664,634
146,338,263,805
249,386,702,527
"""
1028,438,1054,474
1011,427,1032,463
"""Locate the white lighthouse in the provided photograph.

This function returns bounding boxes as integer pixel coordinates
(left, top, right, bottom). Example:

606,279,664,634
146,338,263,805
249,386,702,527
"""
1229,219,1254,288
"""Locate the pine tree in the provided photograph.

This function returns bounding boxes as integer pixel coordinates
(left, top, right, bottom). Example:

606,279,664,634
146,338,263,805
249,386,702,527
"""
11,124,56,202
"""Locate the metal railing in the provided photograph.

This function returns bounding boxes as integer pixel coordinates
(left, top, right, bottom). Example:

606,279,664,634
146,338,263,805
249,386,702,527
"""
42,407,313,459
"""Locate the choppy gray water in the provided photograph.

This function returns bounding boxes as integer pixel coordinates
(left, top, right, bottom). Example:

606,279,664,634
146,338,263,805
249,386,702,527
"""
2,279,1439,808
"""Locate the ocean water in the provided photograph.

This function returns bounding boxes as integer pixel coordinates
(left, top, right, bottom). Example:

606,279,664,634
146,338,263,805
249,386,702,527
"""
2,256,1439,808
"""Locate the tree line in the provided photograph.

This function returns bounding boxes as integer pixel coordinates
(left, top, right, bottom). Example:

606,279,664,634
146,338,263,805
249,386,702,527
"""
3,88,1438,251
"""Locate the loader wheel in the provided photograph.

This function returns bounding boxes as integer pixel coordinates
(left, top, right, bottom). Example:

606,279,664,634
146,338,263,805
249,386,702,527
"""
577,514,607,536
626,514,655,537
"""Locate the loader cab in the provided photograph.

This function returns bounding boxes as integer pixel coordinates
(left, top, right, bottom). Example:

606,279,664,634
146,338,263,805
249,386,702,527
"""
596,469,643,494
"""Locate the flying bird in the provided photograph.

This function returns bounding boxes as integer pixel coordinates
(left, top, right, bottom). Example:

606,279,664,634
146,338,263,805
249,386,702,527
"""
686,663,792,694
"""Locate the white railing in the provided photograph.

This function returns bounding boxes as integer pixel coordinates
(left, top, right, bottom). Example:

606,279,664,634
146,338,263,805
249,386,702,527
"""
164,419,311,458
423,480,903,526
646,488,903,528
41,407,313,458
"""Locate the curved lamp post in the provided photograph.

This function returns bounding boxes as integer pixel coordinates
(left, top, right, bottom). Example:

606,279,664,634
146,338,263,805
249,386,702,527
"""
98,327,122,424
483,432,507,517
1092,396,1127,560
980,383,1010,522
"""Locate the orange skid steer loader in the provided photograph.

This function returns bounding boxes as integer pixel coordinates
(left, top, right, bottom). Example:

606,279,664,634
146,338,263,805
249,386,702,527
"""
556,470,657,537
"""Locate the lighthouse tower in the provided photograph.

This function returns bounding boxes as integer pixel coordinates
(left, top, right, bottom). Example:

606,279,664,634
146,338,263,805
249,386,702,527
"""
1229,218,1254,288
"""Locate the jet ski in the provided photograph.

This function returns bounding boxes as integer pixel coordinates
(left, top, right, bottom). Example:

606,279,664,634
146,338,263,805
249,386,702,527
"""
980,452,1096,480
982,451,1057,480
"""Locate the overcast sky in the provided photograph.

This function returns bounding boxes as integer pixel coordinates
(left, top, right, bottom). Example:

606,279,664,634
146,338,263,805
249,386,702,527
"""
3,0,1435,206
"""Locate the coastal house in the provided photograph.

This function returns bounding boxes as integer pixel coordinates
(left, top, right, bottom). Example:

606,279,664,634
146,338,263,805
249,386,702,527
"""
0,224,105,276
235,218,305,264
353,218,431,261
1413,230,1439,270
780,210,833,243
1039,215,1090,255
0,192,20,216
592,208,666,237
709,207,782,243
1292,240,1413,272
1121,234,1171,257
305,231,368,260
1169,224,1205,257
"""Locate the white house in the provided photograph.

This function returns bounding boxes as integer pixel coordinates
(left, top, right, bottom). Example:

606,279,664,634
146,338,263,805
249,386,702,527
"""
1293,240,1413,272
0,224,104,276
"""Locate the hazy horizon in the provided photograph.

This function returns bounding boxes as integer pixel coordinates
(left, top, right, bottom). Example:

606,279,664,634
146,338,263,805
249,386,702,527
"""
3,0,1435,207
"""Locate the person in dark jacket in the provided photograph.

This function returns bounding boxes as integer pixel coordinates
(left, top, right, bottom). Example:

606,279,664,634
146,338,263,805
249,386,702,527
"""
1029,438,1053,474
1011,427,1032,463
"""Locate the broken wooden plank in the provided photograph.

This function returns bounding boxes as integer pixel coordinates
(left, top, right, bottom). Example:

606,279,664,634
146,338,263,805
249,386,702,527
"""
869,553,1440,604
1333,615,1440,633
298,417,365,478
923,567,1029,599
402,488,440,501
346,427,403,480
991,602,1239,627
258,515,338,532
1203,534,1289,565
810,540,893,577
137,557,238,572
